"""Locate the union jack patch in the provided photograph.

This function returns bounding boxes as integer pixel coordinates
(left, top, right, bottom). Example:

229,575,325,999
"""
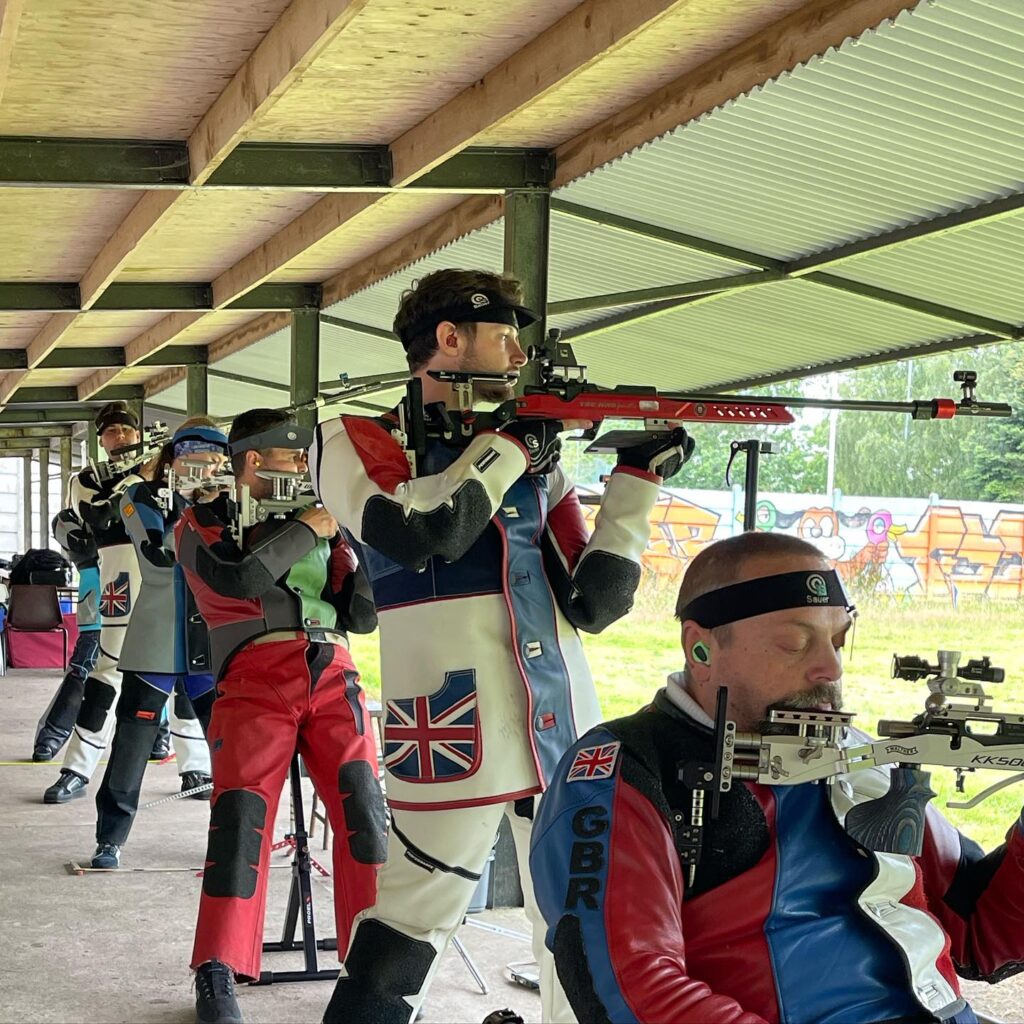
384,670,480,783
100,571,132,618
567,742,620,783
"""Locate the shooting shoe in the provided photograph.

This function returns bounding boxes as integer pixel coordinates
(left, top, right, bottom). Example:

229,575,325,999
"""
33,724,71,761
91,843,120,869
181,771,213,800
195,960,243,1024
43,769,88,804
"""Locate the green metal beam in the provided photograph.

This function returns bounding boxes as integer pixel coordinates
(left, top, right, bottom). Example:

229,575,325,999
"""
0,281,323,313
713,332,1010,392
187,364,208,416
4,385,144,406
785,191,1024,275
0,344,208,371
319,314,396,342
0,138,555,192
207,143,388,189
0,407,105,425
554,200,1024,344
416,149,554,191
290,311,321,432
0,425,73,439
0,136,189,187
210,368,287,392
504,189,551,388
551,199,773,270
0,282,80,311
548,271,778,316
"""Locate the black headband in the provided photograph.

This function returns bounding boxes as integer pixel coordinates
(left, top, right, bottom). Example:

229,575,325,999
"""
397,289,539,349
96,409,139,434
679,570,856,629
228,421,312,455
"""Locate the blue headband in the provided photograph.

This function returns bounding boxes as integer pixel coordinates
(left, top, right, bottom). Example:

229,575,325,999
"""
172,425,228,459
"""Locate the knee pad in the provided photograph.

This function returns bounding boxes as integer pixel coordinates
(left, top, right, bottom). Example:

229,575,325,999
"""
78,677,117,732
119,673,169,722
338,761,387,866
324,921,435,1024
202,790,267,900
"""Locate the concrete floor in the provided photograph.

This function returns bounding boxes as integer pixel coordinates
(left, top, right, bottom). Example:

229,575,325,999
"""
3,666,1023,1023
1,668,539,1024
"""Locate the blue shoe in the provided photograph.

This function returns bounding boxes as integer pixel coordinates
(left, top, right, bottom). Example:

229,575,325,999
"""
91,843,121,869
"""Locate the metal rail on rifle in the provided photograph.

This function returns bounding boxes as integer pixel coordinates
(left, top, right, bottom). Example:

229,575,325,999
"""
230,470,316,539
481,334,1010,454
675,652,1024,869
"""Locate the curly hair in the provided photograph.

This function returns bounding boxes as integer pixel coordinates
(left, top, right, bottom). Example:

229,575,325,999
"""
393,268,525,372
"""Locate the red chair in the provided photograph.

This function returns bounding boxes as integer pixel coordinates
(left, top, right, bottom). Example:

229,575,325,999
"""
4,585,68,671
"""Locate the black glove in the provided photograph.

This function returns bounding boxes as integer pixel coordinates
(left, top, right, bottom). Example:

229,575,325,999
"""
617,428,695,481
502,419,564,475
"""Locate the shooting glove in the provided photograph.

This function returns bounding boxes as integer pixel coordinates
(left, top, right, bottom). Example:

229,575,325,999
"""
617,428,695,481
502,419,564,475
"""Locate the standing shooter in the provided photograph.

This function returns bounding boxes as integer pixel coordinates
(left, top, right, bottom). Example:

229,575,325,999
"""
174,409,385,1024
311,268,693,1023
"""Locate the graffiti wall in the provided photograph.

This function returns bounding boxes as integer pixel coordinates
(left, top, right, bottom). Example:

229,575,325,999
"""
577,486,1024,601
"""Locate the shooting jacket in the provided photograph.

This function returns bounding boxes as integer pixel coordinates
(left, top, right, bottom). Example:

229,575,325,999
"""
530,684,1024,1024
174,494,376,680
310,411,662,811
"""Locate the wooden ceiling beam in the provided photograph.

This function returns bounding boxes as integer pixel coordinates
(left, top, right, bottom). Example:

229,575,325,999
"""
388,0,690,187
0,0,25,108
552,0,924,188
187,0,373,185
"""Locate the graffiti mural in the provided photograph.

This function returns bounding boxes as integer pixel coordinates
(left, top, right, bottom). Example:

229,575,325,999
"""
578,486,1024,601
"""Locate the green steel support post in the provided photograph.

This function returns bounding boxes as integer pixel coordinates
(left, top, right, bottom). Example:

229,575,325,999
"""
128,399,144,433
60,436,72,506
291,310,321,433
22,455,32,553
87,422,99,463
503,189,551,390
187,363,209,416
39,446,50,548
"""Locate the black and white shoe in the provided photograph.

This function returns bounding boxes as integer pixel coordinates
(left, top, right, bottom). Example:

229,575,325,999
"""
195,960,243,1024
43,769,88,804
180,771,213,800
91,843,121,869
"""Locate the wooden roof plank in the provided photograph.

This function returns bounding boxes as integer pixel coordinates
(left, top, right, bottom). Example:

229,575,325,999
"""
0,0,25,107
187,0,374,185
388,0,690,186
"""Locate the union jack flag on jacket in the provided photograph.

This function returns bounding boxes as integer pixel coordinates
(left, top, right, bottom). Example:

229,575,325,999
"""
311,410,662,811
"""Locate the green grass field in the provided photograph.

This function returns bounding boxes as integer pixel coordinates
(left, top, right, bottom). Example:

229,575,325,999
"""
349,582,1024,851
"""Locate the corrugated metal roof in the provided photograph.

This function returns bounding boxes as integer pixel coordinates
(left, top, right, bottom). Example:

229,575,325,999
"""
569,280,969,391
825,214,1024,324
152,0,1024,413
560,0,1024,261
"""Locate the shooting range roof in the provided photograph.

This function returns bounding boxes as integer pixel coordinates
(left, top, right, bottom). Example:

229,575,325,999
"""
2,0,1022,425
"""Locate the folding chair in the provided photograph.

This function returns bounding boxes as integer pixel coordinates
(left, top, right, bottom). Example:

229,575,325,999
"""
5,585,69,671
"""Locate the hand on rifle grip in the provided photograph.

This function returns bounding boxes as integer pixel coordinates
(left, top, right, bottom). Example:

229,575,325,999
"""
616,427,695,481
298,505,338,538
502,419,565,475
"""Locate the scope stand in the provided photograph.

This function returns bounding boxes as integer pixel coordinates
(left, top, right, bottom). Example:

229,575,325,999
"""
726,440,775,533
252,754,340,986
